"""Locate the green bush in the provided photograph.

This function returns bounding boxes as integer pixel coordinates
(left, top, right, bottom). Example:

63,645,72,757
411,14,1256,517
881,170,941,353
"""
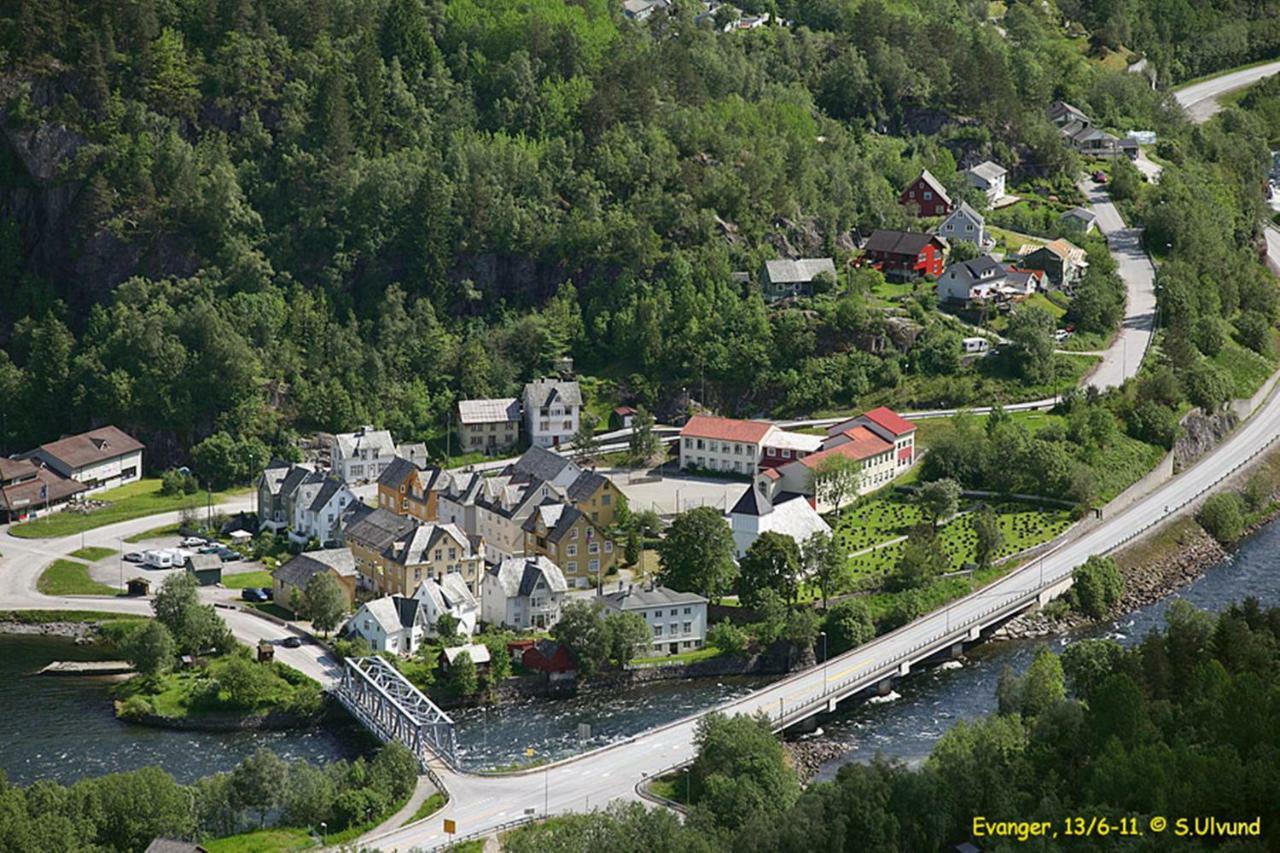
1071,555,1124,619
118,695,155,720
1197,492,1246,543
707,620,748,656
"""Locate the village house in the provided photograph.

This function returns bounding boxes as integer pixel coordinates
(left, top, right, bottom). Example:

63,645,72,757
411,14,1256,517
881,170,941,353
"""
481,555,568,630
898,169,953,217
520,639,576,680
936,201,993,250
440,643,491,675
522,378,582,449
610,406,637,430
861,230,947,281
327,426,424,483
727,487,832,558
1019,239,1088,289
413,573,479,637
759,257,837,301
965,160,1007,205
343,507,482,597
502,445,583,489
1059,206,1098,234
346,595,426,655
24,425,144,494
600,584,709,655
564,470,623,528
255,461,357,545
456,398,522,455
521,500,616,589
184,553,223,586
472,473,563,560
936,255,1045,305
376,456,441,522
273,548,358,612
0,456,86,522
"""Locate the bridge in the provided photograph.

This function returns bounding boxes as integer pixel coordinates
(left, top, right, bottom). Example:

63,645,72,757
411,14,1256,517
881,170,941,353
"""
333,656,458,769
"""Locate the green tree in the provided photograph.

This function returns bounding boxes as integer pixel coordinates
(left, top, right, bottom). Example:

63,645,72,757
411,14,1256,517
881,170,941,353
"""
916,478,961,530
810,454,863,515
1006,307,1056,383
889,525,948,591
604,611,651,667
123,621,176,678
229,747,288,827
824,599,874,654
551,600,608,676
435,613,461,645
447,650,478,696
707,620,748,655
1071,555,1123,618
690,713,800,831
152,572,233,655
801,530,845,608
628,406,661,468
216,655,273,709
972,504,1003,568
737,531,801,608
657,506,738,602
302,572,347,636
1060,638,1126,702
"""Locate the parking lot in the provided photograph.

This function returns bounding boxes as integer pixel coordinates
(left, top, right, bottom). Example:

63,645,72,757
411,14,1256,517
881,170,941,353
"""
605,466,750,517
89,532,268,602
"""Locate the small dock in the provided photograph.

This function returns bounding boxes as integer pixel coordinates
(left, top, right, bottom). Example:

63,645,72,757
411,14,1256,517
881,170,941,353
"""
39,660,135,676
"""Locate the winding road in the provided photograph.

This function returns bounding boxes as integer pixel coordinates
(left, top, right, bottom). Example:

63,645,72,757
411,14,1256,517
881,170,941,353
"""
1174,60,1280,123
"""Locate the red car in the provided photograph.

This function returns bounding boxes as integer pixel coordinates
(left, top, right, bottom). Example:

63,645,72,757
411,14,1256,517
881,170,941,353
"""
1092,170,1108,183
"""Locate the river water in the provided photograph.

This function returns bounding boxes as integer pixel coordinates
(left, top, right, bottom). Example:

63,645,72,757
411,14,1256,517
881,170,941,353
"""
0,635,372,786
810,515,1280,779
4,516,1278,786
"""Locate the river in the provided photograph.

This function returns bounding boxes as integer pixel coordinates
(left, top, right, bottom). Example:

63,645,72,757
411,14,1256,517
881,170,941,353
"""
4,516,1278,787
0,635,372,786
810,514,1280,780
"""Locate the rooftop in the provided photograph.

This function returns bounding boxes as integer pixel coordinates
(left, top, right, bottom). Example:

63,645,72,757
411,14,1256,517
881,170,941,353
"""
763,257,836,284
34,426,144,470
600,584,707,610
799,427,892,468
860,407,916,437
457,398,521,425
679,415,775,444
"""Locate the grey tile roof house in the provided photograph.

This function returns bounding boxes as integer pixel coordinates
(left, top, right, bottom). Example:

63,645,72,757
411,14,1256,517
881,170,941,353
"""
760,257,837,300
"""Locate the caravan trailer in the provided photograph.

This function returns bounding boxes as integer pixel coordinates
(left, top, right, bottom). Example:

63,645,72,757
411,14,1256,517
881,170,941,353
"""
142,549,174,569
962,337,991,355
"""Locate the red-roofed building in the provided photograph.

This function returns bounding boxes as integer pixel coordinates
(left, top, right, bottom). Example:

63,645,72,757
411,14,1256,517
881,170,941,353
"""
678,415,779,475
825,406,916,472
899,169,953,217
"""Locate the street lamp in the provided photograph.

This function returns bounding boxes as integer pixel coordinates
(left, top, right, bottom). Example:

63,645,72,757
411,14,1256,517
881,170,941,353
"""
818,630,828,692
319,822,327,844
684,766,691,805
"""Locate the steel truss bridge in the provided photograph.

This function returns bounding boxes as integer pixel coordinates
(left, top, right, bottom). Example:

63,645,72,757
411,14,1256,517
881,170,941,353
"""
333,656,457,769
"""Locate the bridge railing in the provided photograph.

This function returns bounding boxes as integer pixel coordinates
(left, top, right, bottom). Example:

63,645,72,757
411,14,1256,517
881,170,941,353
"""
335,656,459,772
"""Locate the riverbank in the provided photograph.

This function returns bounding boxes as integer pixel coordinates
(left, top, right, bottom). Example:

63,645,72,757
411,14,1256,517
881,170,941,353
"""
0,609,146,642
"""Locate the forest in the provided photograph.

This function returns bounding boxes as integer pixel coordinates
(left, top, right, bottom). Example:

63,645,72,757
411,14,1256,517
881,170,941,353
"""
1,0,1279,466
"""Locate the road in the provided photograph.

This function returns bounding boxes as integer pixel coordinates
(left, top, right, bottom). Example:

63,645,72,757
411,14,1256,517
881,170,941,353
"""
0,500,342,685
1174,60,1280,122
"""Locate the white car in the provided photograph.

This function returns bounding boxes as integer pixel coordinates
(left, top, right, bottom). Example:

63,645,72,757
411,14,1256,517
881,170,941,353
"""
180,536,207,548
1054,329,1071,343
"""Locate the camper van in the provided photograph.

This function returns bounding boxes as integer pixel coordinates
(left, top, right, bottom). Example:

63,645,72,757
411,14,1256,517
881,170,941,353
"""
962,337,991,355
142,549,174,569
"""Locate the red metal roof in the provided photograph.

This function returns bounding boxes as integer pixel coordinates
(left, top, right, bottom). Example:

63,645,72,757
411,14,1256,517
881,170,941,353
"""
798,427,892,468
679,415,775,444
860,407,916,437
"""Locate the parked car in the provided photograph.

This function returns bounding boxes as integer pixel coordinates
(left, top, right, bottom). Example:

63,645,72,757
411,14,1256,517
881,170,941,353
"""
281,636,302,649
123,552,144,563
216,548,243,562
1092,170,1107,183
241,588,268,602
259,587,274,600
180,536,207,548
1054,329,1072,342
198,544,222,554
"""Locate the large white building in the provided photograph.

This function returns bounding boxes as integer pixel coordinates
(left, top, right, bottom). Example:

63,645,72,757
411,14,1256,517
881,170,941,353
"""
329,426,424,483
727,488,832,558
480,555,568,630
522,379,582,449
599,584,708,655
413,573,479,637
965,160,1007,205
346,595,427,655
26,426,144,494
678,415,822,475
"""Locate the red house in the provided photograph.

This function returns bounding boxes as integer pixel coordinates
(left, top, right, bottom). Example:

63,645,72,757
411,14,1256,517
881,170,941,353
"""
522,640,576,679
862,230,947,281
898,169,953,217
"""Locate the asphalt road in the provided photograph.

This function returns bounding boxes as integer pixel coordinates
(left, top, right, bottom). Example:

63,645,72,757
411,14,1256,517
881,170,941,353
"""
1174,61,1280,122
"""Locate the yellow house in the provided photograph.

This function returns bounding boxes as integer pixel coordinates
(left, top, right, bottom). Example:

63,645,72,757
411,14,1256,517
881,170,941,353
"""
376,457,441,523
521,500,616,590
564,470,623,529
344,508,483,597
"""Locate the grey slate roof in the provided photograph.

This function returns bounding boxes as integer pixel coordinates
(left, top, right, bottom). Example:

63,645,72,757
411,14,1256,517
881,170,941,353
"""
967,160,1006,183
730,486,772,517
489,555,568,598
521,500,584,544
376,456,420,488
864,229,942,256
275,549,356,589
343,507,417,550
386,522,469,565
307,477,346,513
523,378,582,409
600,584,707,610
565,471,608,503
185,554,223,571
507,446,581,484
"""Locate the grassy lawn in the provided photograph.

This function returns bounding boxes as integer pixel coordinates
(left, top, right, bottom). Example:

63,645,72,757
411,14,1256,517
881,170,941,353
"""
114,656,319,719
250,602,297,620
1085,434,1168,502
36,559,119,596
858,354,1098,412
631,646,724,667
1024,292,1067,320
124,522,182,543
646,770,691,805
1211,339,1275,399
0,609,144,624
222,570,274,589
68,546,116,562
404,793,447,826
203,829,313,853
10,479,246,539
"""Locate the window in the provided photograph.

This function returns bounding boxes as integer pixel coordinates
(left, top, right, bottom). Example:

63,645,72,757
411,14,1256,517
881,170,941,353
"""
654,610,663,618
602,494,611,505
654,625,663,637
669,623,678,636
434,550,442,561
684,622,692,633
568,561,577,572
604,541,613,553
684,607,691,615
923,190,932,200
588,559,599,572
589,542,599,554
567,544,577,556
